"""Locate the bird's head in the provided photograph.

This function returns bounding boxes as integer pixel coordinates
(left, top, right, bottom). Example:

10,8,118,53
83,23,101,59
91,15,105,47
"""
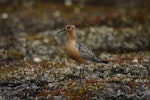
58,25,76,33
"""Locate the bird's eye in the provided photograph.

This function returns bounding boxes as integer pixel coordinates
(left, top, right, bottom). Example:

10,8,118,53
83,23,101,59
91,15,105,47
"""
67,26,70,29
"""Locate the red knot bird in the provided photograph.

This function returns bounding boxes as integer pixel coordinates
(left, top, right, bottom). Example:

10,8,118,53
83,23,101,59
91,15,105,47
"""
58,25,108,64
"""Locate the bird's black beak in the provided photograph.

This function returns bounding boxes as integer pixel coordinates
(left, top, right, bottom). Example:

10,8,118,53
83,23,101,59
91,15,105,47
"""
58,28,65,33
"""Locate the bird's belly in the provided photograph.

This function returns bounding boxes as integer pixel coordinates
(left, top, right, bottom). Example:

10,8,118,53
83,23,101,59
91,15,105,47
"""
66,44,86,64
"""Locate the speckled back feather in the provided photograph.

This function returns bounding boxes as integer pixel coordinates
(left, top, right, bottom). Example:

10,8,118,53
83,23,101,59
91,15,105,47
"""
76,42,108,63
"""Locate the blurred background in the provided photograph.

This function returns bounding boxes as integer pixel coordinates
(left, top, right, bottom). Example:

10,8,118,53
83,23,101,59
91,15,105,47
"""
0,0,150,64
0,0,150,32
0,1,150,99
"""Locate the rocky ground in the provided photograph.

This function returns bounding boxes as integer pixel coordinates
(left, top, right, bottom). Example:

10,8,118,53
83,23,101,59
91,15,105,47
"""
0,1,150,100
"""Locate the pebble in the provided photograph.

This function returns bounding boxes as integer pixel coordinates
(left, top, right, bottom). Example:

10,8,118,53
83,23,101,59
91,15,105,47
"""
33,57,42,62
1,13,8,19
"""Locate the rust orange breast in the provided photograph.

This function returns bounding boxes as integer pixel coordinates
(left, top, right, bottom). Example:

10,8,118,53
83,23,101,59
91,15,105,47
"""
66,41,86,64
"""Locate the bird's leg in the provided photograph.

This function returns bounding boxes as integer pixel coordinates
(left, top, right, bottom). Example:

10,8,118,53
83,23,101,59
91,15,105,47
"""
76,64,85,82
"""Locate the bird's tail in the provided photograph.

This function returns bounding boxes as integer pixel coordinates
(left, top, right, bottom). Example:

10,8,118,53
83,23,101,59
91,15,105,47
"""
93,58,109,64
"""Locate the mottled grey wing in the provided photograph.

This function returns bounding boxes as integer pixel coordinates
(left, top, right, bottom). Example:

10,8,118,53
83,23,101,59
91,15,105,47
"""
76,42,97,61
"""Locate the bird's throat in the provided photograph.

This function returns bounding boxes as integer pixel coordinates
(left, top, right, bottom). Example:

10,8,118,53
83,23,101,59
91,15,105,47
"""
69,31,76,41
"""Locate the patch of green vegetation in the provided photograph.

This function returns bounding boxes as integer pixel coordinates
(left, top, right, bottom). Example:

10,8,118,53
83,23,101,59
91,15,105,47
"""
0,67,17,79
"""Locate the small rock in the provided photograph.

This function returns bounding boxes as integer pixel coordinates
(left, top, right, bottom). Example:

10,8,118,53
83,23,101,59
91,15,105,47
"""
64,0,72,6
1,13,8,19
33,57,41,62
